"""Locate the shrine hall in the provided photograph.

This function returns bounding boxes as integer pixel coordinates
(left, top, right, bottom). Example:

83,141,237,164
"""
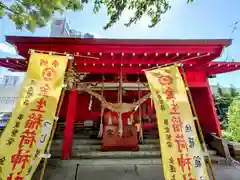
1,36,240,159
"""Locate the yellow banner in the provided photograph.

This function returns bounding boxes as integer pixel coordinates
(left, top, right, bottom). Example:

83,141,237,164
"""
0,52,68,180
145,65,209,180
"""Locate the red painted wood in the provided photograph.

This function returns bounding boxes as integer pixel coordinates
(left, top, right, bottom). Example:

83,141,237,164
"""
62,90,78,160
12,43,223,59
190,87,221,136
6,36,232,46
207,62,240,75
6,36,228,67
206,84,222,136
4,59,240,75
2,36,240,75
185,72,208,87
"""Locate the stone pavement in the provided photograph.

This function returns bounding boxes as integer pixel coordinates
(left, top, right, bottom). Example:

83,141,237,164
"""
33,163,240,180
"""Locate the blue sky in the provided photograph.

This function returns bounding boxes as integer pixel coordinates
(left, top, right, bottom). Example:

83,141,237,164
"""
0,0,240,87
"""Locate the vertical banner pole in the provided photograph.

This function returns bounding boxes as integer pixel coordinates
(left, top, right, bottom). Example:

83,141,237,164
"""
179,64,216,180
39,56,73,180
137,74,143,143
118,65,123,136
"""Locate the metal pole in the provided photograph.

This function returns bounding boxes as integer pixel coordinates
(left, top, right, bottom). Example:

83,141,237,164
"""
74,163,80,180
98,75,105,137
137,74,143,143
118,65,123,136
179,63,216,180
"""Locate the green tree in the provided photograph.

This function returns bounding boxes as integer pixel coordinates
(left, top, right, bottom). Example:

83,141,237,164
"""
214,84,239,131
0,0,194,32
217,83,224,96
225,95,240,142
214,84,238,110
229,84,239,98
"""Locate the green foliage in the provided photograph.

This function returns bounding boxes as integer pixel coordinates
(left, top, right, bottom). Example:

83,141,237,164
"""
230,84,239,97
94,0,193,30
0,0,194,32
217,83,224,96
0,0,84,32
214,85,239,131
222,130,233,141
225,95,240,142
214,84,239,110
220,119,228,130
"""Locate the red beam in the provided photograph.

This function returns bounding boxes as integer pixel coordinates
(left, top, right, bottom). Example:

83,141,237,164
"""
206,62,240,75
74,64,200,74
14,43,223,57
73,54,217,66
207,67,240,74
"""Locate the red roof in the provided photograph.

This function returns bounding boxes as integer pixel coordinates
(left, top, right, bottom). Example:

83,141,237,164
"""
3,36,239,75
6,36,232,46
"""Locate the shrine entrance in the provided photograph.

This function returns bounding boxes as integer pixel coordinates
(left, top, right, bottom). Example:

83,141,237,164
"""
58,66,155,157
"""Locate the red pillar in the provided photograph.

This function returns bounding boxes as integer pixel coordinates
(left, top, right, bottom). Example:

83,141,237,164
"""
206,84,222,137
190,86,222,137
62,90,78,160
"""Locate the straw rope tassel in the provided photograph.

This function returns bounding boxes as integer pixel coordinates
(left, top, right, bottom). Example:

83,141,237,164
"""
39,56,73,180
98,75,105,137
179,63,216,180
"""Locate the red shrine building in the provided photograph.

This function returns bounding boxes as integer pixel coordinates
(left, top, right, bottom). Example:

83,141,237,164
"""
2,36,240,159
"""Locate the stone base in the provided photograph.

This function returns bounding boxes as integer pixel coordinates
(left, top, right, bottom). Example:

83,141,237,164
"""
228,141,240,157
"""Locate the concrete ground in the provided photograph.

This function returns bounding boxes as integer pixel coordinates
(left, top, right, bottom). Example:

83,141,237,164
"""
33,163,240,180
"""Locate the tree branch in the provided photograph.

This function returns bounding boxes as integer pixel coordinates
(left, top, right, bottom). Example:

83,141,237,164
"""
0,1,20,15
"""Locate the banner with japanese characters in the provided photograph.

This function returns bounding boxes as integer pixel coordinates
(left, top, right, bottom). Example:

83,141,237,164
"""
0,52,68,180
145,65,210,180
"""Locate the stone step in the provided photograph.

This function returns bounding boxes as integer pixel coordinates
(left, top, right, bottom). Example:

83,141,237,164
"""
47,155,227,167
54,135,160,140
52,139,101,146
50,144,217,156
51,144,161,152
50,149,217,159
54,131,159,139
51,139,217,155
54,133,95,139
54,135,91,140
51,138,160,147
51,151,161,159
